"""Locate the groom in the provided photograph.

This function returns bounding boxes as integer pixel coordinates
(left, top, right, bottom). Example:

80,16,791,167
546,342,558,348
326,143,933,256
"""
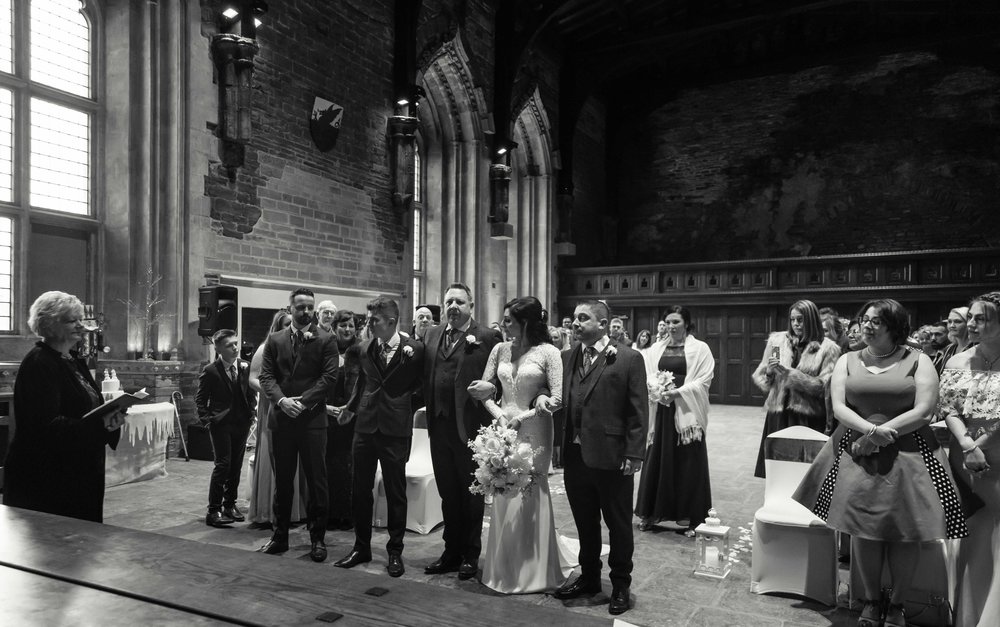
422,282,502,580
555,299,648,616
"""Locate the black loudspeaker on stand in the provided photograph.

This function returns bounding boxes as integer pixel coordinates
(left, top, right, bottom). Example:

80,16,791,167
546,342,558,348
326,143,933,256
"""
198,285,238,337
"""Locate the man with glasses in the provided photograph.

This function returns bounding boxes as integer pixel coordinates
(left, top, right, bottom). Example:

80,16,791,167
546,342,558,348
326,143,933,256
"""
257,288,339,562
317,300,338,333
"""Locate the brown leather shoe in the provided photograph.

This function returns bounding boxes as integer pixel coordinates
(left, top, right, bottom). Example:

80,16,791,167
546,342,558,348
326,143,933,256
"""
553,576,602,600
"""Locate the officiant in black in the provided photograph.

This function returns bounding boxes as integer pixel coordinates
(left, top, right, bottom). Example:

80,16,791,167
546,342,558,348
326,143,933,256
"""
3,290,127,523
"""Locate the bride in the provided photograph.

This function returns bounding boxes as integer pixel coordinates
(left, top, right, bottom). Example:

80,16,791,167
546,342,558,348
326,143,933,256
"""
468,296,574,593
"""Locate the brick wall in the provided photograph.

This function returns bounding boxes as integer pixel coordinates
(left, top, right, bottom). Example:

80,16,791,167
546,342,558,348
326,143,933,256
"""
612,46,1000,263
198,0,407,294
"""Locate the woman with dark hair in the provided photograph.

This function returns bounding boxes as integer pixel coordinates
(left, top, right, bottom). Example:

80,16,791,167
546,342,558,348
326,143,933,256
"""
4,291,127,522
847,318,867,352
246,309,309,527
751,299,841,477
795,299,966,627
468,296,572,593
636,306,715,535
632,329,653,352
324,310,362,530
939,292,1000,627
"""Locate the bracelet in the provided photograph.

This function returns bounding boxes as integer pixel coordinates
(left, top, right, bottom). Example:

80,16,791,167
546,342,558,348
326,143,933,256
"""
867,425,878,437
963,443,980,454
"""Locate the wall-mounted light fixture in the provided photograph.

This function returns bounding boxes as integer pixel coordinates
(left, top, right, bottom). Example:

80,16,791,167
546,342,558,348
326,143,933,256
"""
489,137,516,239
210,1,268,176
388,83,423,209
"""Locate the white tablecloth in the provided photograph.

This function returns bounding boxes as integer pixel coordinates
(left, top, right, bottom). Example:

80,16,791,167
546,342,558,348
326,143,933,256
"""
105,402,175,487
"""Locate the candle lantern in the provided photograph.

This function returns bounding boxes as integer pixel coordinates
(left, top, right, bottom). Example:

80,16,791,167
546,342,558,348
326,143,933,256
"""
694,508,731,579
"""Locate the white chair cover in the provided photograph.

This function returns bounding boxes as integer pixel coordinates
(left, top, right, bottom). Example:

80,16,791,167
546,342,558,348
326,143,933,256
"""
372,408,444,534
751,425,838,606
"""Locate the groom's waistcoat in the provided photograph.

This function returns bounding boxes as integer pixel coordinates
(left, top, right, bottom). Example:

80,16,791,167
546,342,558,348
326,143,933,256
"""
566,361,587,438
431,341,460,418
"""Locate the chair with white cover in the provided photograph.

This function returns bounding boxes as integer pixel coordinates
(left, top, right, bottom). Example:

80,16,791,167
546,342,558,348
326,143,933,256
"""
751,425,838,606
372,407,444,534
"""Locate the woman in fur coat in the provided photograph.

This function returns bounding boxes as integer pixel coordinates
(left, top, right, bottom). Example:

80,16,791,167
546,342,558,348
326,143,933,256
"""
751,299,841,477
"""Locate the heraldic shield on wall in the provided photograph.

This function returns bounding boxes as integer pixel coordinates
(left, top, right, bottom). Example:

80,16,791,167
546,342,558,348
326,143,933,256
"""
310,97,343,152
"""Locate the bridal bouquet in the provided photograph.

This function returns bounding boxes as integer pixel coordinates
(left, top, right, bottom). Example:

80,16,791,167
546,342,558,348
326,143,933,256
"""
468,413,543,498
648,370,678,406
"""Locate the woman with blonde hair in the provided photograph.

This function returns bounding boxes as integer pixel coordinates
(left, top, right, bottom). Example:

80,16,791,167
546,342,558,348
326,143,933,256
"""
752,299,840,477
939,292,1000,626
4,291,127,522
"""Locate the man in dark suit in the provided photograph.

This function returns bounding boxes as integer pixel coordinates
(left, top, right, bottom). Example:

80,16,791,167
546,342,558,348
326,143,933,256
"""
197,329,257,528
554,299,648,616
421,282,502,580
334,297,425,577
257,287,339,562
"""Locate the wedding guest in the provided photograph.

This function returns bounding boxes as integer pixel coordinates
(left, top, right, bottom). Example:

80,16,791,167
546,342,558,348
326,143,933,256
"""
632,329,653,351
820,307,850,352
941,306,974,364
422,283,502,580
923,320,950,375
636,306,714,536
325,310,361,531
468,296,571,593
4,291,127,523
197,329,256,527
609,317,628,345
847,317,867,352
939,291,1000,627
257,288,339,562
317,300,338,333
794,298,966,627
411,305,436,342
335,298,424,577
655,319,668,343
752,299,840,477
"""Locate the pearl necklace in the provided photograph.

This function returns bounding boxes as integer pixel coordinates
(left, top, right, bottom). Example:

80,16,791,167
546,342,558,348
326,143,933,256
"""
866,345,898,359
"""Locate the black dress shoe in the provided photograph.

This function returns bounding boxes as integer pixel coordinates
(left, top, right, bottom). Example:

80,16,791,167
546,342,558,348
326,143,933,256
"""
257,538,289,554
223,505,245,522
609,587,630,615
310,540,328,563
424,556,461,575
553,576,602,600
205,510,235,527
334,550,372,569
457,560,478,580
387,553,405,578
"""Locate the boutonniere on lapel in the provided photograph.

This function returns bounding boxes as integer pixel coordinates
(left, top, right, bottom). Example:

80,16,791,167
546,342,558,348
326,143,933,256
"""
401,345,415,361
605,344,618,363
466,334,479,346
301,331,315,342
239,361,248,371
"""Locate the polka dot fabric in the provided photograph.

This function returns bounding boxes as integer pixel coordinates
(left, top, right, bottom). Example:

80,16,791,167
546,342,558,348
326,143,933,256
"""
914,432,968,539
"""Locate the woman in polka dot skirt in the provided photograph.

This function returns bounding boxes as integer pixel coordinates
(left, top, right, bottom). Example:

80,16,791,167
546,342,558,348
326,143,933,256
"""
794,298,967,627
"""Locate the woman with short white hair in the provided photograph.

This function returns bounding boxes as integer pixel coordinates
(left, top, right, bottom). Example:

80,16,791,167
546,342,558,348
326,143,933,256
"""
3,291,127,522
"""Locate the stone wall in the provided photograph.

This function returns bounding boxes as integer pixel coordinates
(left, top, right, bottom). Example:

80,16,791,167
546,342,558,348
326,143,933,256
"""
611,45,1000,264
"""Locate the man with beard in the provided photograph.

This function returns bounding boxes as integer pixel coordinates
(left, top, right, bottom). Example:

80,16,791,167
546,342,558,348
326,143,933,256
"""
924,319,951,375
257,288,339,562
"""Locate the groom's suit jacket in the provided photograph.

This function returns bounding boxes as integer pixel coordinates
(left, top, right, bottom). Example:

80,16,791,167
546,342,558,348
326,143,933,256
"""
259,323,339,431
562,338,648,470
348,335,425,438
422,320,502,443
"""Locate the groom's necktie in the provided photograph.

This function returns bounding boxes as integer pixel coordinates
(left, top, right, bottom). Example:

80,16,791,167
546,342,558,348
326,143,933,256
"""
583,346,597,373
446,328,460,350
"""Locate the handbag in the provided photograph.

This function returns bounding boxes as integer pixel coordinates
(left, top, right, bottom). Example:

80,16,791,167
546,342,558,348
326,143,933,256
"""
900,589,952,627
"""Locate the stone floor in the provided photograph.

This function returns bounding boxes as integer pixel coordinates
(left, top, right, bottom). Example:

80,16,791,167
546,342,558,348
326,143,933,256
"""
104,405,858,627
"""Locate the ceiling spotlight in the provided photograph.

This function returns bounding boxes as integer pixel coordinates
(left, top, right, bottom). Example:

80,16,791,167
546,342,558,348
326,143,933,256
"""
222,7,239,19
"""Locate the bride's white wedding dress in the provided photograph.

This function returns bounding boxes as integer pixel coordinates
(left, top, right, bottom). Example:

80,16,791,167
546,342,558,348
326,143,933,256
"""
480,342,574,594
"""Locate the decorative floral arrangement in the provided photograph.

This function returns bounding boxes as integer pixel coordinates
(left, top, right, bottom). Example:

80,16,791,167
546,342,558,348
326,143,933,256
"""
466,334,480,346
605,344,618,362
727,522,754,566
301,331,315,341
401,345,414,359
648,370,677,406
468,417,543,498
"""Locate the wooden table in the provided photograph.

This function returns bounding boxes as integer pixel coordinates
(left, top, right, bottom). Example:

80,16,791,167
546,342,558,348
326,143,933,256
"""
0,506,614,626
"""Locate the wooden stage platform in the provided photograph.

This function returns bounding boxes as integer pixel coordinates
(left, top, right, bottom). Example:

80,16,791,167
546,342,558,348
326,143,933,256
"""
0,506,616,626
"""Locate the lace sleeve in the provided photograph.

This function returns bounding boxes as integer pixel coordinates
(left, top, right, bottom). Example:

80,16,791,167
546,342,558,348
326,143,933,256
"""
482,341,503,382
543,343,563,407
937,369,966,422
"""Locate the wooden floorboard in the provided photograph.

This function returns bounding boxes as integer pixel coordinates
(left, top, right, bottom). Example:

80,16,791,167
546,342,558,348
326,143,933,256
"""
0,506,612,627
